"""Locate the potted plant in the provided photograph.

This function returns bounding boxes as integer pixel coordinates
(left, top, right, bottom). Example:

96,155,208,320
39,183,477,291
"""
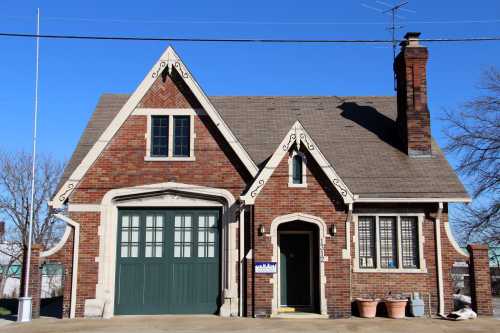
383,292,408,319
356,295,379,318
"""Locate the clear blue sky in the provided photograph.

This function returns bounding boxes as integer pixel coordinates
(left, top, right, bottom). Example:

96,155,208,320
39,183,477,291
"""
0,0,499,195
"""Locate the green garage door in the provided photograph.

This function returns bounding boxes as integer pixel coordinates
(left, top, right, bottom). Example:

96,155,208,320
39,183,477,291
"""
115,209,220,315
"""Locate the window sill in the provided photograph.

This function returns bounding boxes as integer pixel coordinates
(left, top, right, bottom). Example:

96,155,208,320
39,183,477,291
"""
288,183,307,188
144,156,196,162
353,267,427,274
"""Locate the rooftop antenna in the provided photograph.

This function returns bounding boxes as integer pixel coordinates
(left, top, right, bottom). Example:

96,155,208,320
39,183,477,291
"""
362,1,415,90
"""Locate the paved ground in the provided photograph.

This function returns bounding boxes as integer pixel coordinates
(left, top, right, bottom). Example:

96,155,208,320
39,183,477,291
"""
1,316,499,333
494,297,500,319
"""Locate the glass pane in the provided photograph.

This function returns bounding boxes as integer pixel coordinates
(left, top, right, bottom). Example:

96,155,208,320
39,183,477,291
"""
208,245,215,257
175,216,181,227
132,216,140,227
198,245,205,258
358,216,376,268
174,246,181,258
122,216,130,228
151,116,169,157
130,245,139,258
131,230,139,242
198,231,205,242
146,230,153,242
184,230,191,242
292,155,303,184
146,216,153,228
155,245,162,257
145,245,152,258
208,230,215,242
174,230,181,242
173,116,190,157
121,245,128,258
156,215,163,228
379,217,397,268
184,216,191,227
198,216,206,227
121,230,129,241
156,231,163,242
401,217,419,268
184,246,191,258
208,216,215,227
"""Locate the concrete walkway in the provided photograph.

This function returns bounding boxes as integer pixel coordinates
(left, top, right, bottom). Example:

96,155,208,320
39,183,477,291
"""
1,316,499,333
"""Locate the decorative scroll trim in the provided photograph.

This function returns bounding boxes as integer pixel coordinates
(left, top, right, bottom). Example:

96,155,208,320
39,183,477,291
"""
58,182,75,202
151,57,190,79
250,179,265,197
152,60,167,78
332,178,348,197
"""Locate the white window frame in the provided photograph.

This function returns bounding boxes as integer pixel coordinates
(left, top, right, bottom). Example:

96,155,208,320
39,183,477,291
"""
288,151,307,187
137,108,196,161
353,213,426,273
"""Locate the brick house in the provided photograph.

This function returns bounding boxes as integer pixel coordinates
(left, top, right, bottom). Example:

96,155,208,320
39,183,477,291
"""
38,32,492,319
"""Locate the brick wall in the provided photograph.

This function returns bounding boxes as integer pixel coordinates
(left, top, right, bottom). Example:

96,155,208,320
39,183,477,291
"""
467,244,493,315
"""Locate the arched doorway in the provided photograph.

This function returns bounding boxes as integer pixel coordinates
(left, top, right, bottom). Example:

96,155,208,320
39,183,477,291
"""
270,213,329,316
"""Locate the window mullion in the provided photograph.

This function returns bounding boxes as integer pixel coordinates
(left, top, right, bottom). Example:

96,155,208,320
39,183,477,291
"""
397,216,402,269
168,115,174,157
375,216,380,269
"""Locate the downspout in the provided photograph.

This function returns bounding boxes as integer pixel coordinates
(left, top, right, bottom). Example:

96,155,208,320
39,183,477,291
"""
239,204,245,317
54,213,80,319
435,202,445,316
347,203,353,306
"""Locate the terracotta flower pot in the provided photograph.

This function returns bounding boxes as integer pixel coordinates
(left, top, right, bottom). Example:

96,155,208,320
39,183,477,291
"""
384,299,408,319
356,298,379,318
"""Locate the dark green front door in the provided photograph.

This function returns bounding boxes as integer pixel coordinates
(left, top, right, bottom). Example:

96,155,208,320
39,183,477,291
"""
115,208,220,315
279,232,312,308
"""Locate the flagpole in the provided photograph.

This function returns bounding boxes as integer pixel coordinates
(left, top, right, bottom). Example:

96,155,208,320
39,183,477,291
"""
18,8,40,323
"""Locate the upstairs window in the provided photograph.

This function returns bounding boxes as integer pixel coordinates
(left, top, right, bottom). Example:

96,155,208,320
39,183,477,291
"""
151,116,169,157
145,111,195,161
173,116,191,157
288,151,307,187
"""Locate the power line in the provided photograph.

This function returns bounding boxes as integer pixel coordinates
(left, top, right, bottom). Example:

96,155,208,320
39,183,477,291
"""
1,32,500,43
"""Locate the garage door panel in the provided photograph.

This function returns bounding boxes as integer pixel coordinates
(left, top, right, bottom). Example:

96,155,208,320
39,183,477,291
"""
115,209,219,315
116,262,144,314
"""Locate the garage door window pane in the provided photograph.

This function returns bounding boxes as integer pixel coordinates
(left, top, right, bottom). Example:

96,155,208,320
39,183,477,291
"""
174,215,192,258
198,215,217,258
121,215,140,258
145,215,163,258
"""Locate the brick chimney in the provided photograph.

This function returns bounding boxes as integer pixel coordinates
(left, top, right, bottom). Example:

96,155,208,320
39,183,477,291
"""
394,32,432,156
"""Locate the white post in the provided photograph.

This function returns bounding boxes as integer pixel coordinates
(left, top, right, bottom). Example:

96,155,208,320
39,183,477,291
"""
18,8,40,323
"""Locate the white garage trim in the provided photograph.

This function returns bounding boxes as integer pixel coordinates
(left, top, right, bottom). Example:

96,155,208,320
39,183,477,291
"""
90,182,238,318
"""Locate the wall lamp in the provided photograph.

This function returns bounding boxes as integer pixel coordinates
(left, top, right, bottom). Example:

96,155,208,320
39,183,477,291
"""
258,224,266,236
329,224,337,237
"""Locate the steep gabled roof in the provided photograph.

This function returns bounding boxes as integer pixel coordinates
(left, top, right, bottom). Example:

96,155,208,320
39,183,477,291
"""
51,46,259,208
241,121,354,204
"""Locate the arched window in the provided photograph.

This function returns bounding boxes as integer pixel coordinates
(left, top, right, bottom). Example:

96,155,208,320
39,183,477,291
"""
289,152,306,187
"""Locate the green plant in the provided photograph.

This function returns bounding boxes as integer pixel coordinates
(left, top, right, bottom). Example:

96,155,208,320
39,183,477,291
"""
0,307,11,316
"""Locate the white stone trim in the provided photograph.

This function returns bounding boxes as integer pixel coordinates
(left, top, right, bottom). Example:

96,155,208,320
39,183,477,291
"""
444,222,469,257
90,181,238,318
68,204,101,212
288,151,307,188
352,213,427,273
342,203,353,260
354,197,471,203
241,121,354,205
51,46,258,208
142,108,196,161
269,213,329,316
41,214,80,319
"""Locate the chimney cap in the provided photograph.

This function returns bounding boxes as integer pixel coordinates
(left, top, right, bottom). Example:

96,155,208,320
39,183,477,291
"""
403,32,422,47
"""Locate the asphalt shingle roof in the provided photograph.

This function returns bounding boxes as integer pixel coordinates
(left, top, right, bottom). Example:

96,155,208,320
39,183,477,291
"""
59,94,468,200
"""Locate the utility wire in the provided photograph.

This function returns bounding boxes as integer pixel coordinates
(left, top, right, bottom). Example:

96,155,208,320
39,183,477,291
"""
1,32,500,43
